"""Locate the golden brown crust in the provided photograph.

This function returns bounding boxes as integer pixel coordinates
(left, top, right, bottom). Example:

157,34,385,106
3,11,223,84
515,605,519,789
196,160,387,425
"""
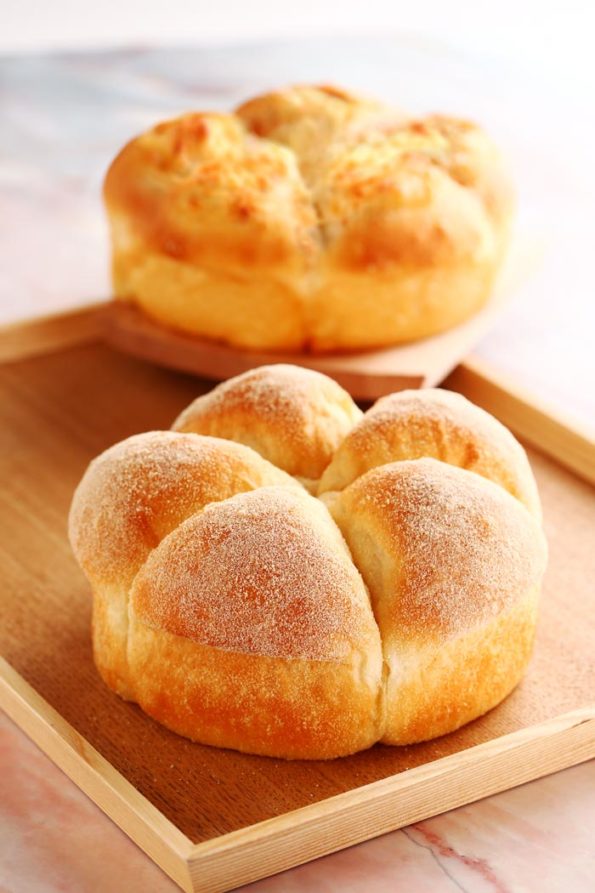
237,84,376,141
104,85,513,352
128,619,382,759
314,117,508,268
329,459,546,640
69,431,300,700
90,586,132,699
172,364,362,482
318,388,541,517
236,84,390,184
104,112,319,275
380,592,538,744
69,366,546,759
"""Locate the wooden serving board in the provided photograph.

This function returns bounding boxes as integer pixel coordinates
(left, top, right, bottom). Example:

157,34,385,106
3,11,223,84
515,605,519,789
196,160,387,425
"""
105,289,511,399
103,228,537,400
0,228,534,399
1,286,515,400
1,341,594,893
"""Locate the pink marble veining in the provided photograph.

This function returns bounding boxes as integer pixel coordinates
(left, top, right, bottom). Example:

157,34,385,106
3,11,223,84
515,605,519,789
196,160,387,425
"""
0,714,177,893
1,712,593,893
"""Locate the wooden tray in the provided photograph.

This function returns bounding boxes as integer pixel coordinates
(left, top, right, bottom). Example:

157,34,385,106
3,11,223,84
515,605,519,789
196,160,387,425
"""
1,339,594,893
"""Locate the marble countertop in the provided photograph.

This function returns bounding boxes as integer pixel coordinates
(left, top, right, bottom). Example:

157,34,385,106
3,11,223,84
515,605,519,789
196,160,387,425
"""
2,711,594,893
1,33,593,893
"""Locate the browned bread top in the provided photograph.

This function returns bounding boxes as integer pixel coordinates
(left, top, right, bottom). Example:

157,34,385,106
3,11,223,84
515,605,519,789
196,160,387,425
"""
105,84,512,293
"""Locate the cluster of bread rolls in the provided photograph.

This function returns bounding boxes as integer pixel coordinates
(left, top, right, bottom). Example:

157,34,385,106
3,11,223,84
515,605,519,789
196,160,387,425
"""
104,85,513,353
69,366,546,759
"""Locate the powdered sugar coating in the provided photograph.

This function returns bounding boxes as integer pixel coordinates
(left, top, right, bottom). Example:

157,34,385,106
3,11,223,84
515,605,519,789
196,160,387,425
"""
131,486,375,660
173,364,363,480
68,430,299,589
332,457,547,640
319,388,541,517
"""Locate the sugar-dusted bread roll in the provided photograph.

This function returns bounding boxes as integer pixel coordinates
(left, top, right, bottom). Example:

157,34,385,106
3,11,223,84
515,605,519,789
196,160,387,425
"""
104,85,513,353
69,365,546,759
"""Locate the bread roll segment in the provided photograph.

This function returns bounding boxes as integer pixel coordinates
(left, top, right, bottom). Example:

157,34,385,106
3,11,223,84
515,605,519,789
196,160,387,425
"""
329,459,547,744
308,113,512,350
318,388,541,517
69,365,546,759
129,487,383,759
104,111,320,351
173,363,363,485
236,84,393,185
68,431,299,697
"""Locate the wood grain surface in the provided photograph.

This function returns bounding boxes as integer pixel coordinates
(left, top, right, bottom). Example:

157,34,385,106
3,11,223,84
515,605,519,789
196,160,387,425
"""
1,342,594,855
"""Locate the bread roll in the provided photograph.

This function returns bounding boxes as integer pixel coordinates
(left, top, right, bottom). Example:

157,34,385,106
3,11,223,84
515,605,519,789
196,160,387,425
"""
69,365,546,759
104,85,513,352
